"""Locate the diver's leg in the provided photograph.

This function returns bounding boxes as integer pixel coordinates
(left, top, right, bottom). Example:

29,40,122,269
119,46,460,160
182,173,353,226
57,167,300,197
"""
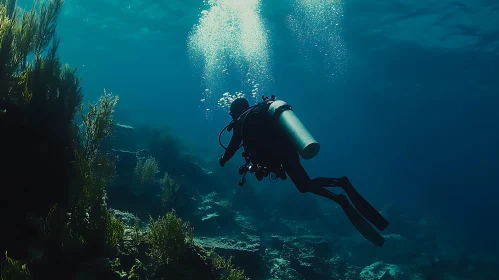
280,154,313,193
309,187,386,247
313,176,389,231
282,159,386,247
285,166,310,193
336,177,389,231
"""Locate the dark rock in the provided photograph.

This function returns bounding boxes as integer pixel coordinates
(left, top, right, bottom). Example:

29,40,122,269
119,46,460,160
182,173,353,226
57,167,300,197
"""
377,234,420,265
112,209,137,227
262,211,295,236
232,182,265,214
262,234,345,280
101,124,137,152
109,149,138,186
359,262,406,280
178,246,219,280
147,246,219,280
192,192,238,236
0,101,74,260
118,228,145,272
75,257,127,280
234,212,262,235
195,236,268,280
263,250,300,280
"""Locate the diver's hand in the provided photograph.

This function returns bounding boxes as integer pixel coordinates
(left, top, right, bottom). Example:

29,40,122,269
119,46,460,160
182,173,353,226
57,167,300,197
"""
219,157,226,167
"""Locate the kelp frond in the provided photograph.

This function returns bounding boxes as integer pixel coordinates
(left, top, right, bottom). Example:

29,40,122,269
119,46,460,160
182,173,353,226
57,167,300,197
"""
1,0,65,101
81,90,119,161
34,0,63,56
0,0,16,19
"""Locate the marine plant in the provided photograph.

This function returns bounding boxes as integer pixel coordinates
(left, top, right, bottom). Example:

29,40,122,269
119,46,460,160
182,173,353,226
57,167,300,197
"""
160,171,179,207
128,259,147,280
149,127,182,173
1,1,247,279
203,248,249,280
67,90,122,253
0,252,31,280
26,91,123,268
146,211,194,265
103,209,126,249
1,0,126,276
80,89,119,160
134,155,159,184
1,0,81,116
213,255,249,280
1,0,85,260
131,214,145,253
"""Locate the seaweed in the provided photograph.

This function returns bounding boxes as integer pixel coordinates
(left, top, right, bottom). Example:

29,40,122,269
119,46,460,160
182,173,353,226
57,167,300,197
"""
66,91,121,254
160,171,179,207
0,0,83,261
134,155,159,185
200,247,250,280
0,252,31,280
0,1,249,279
146,211,194,265
0,0,125,276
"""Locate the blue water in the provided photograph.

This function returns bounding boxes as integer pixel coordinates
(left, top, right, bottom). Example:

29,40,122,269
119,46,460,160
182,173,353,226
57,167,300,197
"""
21,0,498,259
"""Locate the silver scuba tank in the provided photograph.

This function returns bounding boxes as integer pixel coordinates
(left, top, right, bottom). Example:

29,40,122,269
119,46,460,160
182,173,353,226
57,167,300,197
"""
268,100,320,160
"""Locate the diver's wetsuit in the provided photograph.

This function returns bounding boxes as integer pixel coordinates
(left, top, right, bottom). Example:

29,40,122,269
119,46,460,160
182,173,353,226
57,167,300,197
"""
221,100,390,247
222,102,302,184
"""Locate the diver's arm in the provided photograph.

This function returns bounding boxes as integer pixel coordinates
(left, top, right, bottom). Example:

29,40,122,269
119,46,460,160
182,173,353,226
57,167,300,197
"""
220,123,243,166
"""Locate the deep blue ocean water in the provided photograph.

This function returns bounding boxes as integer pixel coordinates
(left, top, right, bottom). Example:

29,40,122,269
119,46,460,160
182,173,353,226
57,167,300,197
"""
18,0,499,261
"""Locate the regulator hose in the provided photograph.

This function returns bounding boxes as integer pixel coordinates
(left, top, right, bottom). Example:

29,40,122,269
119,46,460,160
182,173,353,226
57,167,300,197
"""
218,122,233,150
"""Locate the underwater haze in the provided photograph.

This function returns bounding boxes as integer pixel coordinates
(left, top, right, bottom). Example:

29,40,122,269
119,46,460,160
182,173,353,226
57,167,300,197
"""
12,0,499,278
60,0,499,258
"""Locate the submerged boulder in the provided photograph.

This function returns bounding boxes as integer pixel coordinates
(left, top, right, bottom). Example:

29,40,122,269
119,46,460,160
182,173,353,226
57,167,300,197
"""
101,124,137,152
195,235,267,280
263,234,340,280
360,262,405,280
75,257,127,280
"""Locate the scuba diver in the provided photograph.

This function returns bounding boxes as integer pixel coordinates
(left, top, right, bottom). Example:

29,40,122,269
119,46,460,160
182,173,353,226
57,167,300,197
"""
218,95,390,247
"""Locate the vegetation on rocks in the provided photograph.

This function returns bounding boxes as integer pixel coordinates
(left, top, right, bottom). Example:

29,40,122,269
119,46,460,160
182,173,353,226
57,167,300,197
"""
146,211,194,265
0,1,249,279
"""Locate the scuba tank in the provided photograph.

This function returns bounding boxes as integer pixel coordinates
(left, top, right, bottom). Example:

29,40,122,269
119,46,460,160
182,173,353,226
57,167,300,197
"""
219,95,320,160
268,100,320,160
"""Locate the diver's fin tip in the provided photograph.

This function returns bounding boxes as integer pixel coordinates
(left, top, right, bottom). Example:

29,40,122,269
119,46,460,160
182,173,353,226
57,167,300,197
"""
339,199,387,249
378,239,386,248
378,221,390,231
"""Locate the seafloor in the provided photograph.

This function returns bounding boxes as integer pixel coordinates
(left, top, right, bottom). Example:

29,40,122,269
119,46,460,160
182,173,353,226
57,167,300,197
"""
103,124,499,280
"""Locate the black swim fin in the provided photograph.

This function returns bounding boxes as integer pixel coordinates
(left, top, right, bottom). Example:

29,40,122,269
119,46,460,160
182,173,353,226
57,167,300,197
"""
336,195,386,247
338,177,389,231
308,185,386,247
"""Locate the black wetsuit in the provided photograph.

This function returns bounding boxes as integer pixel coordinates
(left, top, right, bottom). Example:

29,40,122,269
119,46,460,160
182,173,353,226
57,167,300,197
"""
220,100,390,247
221,102,311,193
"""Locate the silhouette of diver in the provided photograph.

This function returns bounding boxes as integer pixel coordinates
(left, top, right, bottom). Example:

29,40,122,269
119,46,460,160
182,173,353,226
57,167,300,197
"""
218,95,389,247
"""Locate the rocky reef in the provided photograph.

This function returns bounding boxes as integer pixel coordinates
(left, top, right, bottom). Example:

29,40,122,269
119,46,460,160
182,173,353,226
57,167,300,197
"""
96,120,499,280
